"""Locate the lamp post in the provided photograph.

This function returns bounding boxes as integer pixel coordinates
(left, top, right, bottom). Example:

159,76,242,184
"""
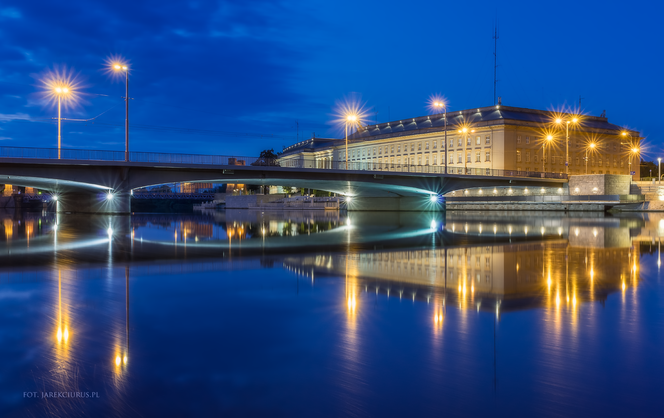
457,127,475,173
433,101,447,174
345,114,358,170
629,147,640,180
555,116,579,175
543,135,553,173
621,131,637,178
53,86,71,160
113,64,130,162
659,158,662,185
585,143,595,174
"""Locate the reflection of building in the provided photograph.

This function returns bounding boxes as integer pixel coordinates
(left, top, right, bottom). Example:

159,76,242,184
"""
279,106,641,179
285,240,638,310
178,220,214,240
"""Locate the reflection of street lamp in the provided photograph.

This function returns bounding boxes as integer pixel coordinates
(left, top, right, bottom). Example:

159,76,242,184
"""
54,86,71,159
112,63,130,162
345,114,358,170
555,116,579,175
585,143,596,174
433,101,447,174
457,126,475,172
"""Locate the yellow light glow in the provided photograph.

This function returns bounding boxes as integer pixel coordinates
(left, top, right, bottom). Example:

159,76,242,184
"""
556,118,562,124
57,327,62,343
333,95,368,134
40,65,82,109
589,143,596,148
123,355,127,364
572,118,578,123
622,132,627,136
115,355,121,366
63,327,69,343
547,135,553,140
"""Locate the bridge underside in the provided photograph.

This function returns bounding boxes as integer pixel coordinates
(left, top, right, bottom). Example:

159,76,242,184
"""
0,159,567,213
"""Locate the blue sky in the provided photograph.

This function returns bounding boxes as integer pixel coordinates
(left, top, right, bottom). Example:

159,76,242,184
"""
0,0,661,157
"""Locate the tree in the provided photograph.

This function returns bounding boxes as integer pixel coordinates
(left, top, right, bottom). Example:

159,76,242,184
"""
252,149,281,166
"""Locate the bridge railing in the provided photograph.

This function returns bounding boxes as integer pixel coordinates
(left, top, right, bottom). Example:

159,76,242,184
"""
0,146,567,180
282,158,568,179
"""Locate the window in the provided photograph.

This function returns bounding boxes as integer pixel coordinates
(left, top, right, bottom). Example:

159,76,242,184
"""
411,144,415,152
559,155,563,165
425,142,429,150
476,151,481,162
397,157,401,164
450,154,455,164
476,136,481,145
467,137,471,146
432,155,437,165
486,135,491,144
458,153,463,163
576,157,579,165
526,151,530,163
621,160,624,168
391,145,395,153
467,152,472,163
450,139,454,148
517,135,522,144
418,142,422,151
517,149,522,162
534,154,538,163
378,147,382,155
599,157,602,166
526,136,530,144
433,141,437,149
418,156,422,165
486,151,491,161
425,156,429,165
458,138,462,147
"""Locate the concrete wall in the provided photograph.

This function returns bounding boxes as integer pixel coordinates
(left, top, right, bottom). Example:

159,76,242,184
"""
568,174,631,195
445,185,566,198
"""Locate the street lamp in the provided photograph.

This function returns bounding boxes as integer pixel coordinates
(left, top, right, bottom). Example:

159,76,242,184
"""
629,147,640,179
112,63,130,162
658,158,662,185
555,116,579,175
457,126,475,173
345,114,359,170
543,135,553,173
53,85,71,160
433,101,448,174
585,143,596,174
621,131,637,178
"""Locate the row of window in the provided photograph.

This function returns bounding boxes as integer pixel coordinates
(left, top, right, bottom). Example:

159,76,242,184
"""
345,136,492,159
516,150,626,167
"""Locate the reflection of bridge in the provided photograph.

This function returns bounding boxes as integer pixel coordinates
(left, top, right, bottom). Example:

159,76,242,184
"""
0,146,567,213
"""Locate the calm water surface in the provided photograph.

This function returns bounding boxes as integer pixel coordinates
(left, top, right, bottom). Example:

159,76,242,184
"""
1,209,664,417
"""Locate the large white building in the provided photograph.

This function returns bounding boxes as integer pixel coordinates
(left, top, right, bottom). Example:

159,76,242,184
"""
279,105,642,179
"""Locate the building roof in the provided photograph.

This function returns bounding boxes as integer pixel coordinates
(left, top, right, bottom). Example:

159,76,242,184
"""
281,105,639,157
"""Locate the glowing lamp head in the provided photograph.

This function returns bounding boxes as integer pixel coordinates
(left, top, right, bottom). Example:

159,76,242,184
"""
106,192,114,200
462,127,468,133
346,115,357,122
589,143,596,149
430,194,438,202
572,118,578,123
114,64,121,69
622,132,627,136
632,148,639,153
547,135,553,141
555,118,562,124
55,87,62,93
52,195,58,201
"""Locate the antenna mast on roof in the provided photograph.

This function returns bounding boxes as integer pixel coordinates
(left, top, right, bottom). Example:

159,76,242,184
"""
493,20,499,105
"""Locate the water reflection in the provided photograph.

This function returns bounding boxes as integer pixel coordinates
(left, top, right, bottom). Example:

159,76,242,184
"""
1,209,663,416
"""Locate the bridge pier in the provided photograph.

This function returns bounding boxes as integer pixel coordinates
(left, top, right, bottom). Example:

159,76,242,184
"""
346,196,445,212
56,191,131,214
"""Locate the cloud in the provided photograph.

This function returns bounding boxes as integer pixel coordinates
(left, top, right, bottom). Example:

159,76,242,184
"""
0,137,13,140
0,113,31,122
0,7,21,19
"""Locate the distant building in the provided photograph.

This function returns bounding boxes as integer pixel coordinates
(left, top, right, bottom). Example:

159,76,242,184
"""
279,105,642,180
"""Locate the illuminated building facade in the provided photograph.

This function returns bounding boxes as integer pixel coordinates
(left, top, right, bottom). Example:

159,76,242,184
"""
279,106,642,179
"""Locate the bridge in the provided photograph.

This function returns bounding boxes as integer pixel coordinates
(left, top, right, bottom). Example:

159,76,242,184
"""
0,146,567,213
